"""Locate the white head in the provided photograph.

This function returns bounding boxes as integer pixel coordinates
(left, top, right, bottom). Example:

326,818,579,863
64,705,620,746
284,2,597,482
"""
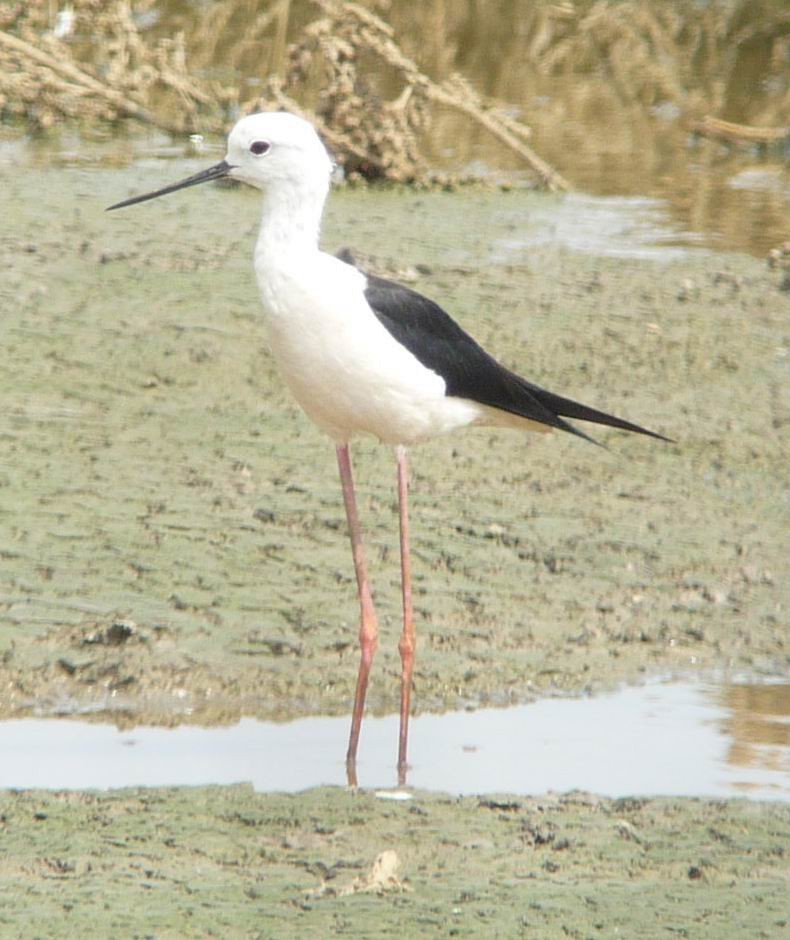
225,112,334,192
107,111,334,211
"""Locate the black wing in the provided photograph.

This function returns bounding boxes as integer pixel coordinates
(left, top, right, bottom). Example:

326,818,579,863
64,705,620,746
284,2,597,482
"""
337,250,670,444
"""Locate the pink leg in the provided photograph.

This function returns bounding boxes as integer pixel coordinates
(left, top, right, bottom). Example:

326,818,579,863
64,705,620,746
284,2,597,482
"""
396,445,416,784
336,443,379,783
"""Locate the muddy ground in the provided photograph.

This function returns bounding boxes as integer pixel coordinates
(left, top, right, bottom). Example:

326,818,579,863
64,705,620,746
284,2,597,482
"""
2,164,787,722
1,154,788,935
1,785,788,938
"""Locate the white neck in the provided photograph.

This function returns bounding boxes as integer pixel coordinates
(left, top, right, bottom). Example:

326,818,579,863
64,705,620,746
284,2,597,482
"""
254,176,328,265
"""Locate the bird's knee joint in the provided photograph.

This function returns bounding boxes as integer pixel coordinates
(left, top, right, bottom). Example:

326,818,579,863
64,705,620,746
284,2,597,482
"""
398,635,416,660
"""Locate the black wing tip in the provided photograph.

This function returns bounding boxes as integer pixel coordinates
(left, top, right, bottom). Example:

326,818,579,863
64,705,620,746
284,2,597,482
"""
560,415,674,446
551,414,674,451
637,427,675,444
559,418,605,448
584,417,674,444
521,380,674,444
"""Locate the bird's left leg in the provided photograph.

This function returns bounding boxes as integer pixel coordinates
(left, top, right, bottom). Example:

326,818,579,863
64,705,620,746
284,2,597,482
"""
396,445,416,784
336,443,379,784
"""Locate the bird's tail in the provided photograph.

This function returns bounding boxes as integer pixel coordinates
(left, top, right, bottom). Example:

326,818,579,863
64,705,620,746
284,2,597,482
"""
511,375,673,444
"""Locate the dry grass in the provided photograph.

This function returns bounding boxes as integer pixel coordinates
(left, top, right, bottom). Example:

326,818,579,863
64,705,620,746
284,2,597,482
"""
243,0,568,187
0,0,787,184
0,1,223,132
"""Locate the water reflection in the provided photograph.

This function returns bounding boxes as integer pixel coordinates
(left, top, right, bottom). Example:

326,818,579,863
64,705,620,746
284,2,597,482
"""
718,682,790,785
0,678,787,799
150,0,789,256
490,193,705,261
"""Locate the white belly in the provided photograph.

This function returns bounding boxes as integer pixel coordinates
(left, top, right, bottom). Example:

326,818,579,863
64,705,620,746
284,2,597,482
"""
256,251,484,445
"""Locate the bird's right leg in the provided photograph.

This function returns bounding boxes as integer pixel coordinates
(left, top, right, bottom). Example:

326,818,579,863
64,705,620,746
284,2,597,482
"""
336,443,379,784
395,445,415,786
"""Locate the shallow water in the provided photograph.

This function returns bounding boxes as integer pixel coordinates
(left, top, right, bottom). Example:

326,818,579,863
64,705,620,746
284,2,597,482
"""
2,678,787,799
489,192,708,262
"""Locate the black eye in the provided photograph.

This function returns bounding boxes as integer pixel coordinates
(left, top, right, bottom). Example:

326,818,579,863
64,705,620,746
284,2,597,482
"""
250,140,270,156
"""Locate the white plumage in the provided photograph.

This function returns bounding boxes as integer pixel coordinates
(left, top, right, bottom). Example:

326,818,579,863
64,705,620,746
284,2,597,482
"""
259,251,486,444
238,114,495,446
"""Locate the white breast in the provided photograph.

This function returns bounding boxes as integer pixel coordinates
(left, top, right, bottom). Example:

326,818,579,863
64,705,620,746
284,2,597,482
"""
255,252,484,445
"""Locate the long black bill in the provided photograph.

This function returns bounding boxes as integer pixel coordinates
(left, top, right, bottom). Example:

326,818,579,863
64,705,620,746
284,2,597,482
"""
106,160,233,211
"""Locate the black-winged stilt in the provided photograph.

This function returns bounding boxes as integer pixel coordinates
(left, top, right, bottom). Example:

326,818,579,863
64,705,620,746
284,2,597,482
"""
108,112,670,785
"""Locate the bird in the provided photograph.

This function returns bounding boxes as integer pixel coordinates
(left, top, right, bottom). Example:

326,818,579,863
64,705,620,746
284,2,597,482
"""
108,111,670,786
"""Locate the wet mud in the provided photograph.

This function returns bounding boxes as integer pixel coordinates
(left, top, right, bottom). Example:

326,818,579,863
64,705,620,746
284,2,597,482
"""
1,162,787,726
1,785,788,938
1,151,789,937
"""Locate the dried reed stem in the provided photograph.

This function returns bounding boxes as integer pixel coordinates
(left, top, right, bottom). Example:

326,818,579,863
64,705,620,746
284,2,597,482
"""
693,115,789,145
